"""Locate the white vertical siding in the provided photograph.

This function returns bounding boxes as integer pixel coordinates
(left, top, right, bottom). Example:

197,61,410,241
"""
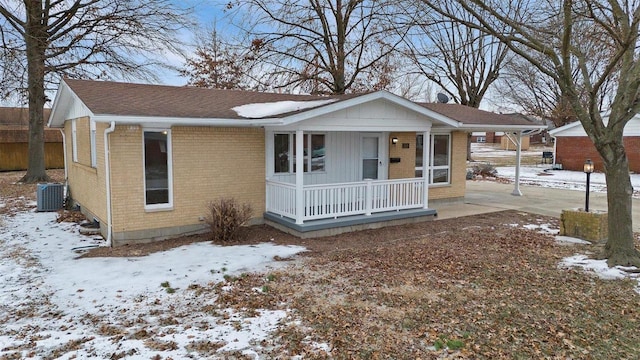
269,132,364,185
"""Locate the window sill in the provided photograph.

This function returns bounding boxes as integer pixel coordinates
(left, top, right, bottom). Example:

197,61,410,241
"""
273,171,327,176
428,183,451,188
145,206,174,213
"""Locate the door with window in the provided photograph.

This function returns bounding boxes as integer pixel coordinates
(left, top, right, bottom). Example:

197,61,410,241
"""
361,134,385,180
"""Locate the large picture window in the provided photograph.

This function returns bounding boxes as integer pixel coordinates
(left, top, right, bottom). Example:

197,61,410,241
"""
274,133,325,174
415,133,451,184
144,130,172,208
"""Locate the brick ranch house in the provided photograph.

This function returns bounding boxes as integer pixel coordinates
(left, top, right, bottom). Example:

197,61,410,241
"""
549,113,640,172
0,107,64,171
48,79,544,246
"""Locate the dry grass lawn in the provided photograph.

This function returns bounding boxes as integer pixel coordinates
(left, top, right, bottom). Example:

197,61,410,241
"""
2,170,639,358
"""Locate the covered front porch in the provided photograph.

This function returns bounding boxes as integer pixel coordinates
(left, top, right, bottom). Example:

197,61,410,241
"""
259,92,466,235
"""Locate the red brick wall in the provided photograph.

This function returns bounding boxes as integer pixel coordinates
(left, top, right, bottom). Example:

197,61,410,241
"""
555,136,640,173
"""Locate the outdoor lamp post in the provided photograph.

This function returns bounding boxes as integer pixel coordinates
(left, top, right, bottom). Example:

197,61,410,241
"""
584,159,594,212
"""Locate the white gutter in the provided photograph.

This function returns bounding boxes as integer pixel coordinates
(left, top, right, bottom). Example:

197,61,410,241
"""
458,125,547,131
91,115,283,127
104,121,116,247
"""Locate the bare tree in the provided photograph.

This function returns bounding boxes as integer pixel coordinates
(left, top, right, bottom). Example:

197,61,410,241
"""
427,0,640,266
498,43,619,128
402,1,510,159
0,0,190,183
227,0,407,94
180,26,259,90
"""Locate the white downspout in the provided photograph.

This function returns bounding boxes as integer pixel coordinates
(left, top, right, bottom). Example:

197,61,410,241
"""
58,129,67,180
104,122,116,247
511,131,523,196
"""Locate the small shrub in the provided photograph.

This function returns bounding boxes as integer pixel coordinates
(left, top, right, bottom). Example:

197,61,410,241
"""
471,163,498,178
205,198,252,243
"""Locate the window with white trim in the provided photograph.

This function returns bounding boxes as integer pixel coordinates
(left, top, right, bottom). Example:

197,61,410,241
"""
274,133,325,174
143,130,172,208
415,134,451,184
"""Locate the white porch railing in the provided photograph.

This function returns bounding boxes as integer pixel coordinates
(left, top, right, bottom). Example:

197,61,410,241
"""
266,178,425,222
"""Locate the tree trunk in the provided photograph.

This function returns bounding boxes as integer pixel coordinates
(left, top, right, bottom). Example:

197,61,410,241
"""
602,152,640,266
466,133,472,161
20,0,50,183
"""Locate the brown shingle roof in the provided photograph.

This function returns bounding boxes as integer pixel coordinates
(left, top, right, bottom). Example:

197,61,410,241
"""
420,103,536,127
64,78,355,119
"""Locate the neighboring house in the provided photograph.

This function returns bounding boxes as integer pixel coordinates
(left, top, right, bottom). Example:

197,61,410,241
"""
48,79,544,246
0,107,64,171
549,114,640,172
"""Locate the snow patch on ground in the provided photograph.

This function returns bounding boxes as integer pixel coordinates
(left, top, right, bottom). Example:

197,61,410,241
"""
555,236,591,245
492,165,640,196
0,210,307,358
559,254,640,294
522,223,560,235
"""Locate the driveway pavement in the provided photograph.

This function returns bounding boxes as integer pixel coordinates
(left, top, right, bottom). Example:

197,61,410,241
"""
436,180,640,232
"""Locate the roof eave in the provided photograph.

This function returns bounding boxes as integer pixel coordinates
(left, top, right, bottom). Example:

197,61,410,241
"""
459,124,548,132
91,115,283,127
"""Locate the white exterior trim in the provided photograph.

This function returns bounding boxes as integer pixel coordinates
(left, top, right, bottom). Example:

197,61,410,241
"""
142,129,173,212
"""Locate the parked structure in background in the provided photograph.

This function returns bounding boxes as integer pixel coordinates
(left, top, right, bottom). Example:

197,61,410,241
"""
550,113,640,172
0,108,64,171
470,113,554,148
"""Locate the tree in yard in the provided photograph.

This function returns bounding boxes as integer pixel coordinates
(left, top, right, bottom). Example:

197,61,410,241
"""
227,0,407,94
427,0,640,266
497,43,619,128
0,1,190,183
180,27,257,90
402,1,511,160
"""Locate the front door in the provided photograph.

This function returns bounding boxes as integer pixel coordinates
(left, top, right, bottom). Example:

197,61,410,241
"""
361,134,385,180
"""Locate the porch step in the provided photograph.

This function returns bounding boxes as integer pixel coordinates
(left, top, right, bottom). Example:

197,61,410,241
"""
264,208,437,239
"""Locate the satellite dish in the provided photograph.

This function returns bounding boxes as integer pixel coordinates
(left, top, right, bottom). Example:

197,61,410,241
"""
437,93,449,104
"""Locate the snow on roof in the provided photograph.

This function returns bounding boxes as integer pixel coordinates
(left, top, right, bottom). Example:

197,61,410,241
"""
232,99,339,118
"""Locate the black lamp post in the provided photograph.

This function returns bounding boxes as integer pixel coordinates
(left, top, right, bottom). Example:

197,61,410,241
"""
584,159,594,212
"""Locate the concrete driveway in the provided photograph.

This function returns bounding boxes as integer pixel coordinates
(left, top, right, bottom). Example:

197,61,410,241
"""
436,180,640,232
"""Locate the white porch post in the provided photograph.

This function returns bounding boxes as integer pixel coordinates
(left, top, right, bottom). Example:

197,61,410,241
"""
422,131,430,208
512,131,523,196
295,130,305,224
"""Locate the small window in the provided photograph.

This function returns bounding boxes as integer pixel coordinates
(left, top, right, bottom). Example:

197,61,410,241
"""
415,133,451,184
274,133,325,174
477,136,486,143
432,135,450,183
144,130,172,208
274,134,290,173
